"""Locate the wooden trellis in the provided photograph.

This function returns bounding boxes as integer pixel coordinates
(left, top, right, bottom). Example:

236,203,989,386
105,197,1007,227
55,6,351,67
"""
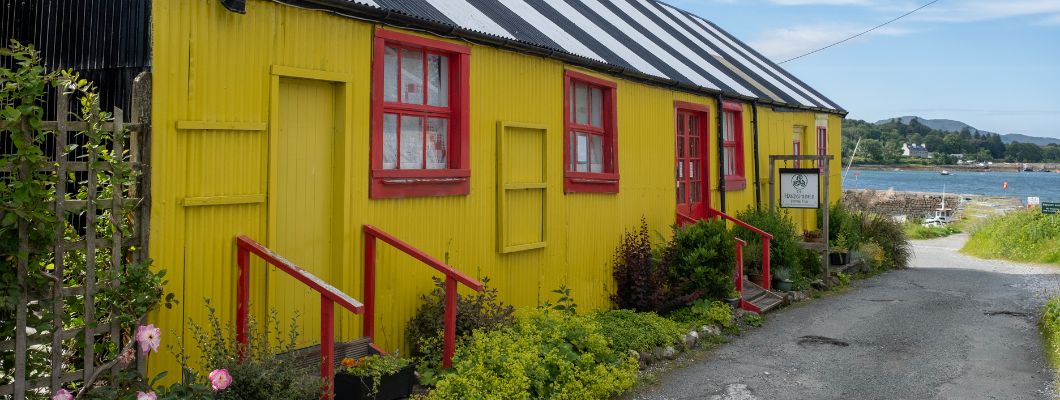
1,72,151,399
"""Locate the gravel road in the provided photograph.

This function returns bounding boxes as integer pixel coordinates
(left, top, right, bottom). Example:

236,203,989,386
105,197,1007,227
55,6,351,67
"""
627,234,1060,400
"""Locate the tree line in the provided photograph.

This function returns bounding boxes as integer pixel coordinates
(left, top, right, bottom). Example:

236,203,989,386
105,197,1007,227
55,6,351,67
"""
841,117,1060,164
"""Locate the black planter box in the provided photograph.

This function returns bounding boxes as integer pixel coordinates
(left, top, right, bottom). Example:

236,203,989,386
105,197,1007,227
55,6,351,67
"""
334,364,415,400
829,252,849,266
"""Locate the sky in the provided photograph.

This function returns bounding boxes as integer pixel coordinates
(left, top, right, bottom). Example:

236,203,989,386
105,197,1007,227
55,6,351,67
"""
668,0,1060,139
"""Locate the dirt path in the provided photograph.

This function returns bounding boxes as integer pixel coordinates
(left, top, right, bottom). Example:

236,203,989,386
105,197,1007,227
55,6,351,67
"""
626,234,1060,399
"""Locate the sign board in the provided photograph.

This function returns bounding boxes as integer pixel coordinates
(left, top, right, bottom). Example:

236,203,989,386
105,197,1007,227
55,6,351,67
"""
1028,197,1041,206
779,168,820,209
1044,202,1060,215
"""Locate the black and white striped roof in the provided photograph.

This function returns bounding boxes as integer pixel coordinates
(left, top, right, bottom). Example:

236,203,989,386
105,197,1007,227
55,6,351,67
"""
316,0,844,113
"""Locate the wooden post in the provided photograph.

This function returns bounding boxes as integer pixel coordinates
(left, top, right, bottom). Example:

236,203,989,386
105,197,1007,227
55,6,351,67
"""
320,296,335,400
768,158,776,211
50,90,69,393
823,154,831,286
363,234,376,341
443,276,458,369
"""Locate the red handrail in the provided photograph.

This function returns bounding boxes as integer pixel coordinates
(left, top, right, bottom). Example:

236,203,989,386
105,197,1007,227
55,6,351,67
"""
362,225,484,368
708,207,773,291
235,235,364,399
676,211,697,226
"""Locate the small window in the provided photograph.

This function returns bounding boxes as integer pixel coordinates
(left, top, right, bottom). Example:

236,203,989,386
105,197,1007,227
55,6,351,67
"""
564,70,618,193
371,29,470,199
721,101,746,190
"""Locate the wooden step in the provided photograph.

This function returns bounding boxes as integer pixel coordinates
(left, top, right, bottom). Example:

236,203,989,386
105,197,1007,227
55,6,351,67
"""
282,336,374,372
742,278,784,313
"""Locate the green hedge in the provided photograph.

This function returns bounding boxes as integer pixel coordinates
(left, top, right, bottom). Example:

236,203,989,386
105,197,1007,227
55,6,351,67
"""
591,310,685,354
963,209,1060,264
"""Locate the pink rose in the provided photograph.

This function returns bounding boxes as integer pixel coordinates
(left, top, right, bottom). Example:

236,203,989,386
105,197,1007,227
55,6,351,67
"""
136,391,157,400
51,389,73,400
208,368,233,391
135,324,161,354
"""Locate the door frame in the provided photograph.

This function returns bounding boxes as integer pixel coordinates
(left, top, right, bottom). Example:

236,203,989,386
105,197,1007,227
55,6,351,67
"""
674,101,712,221
267,65,355,301
496,121,549,253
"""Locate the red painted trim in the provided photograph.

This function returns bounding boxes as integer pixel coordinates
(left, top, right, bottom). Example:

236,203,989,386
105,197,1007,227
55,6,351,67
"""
370,28,471,199
674,102,711,218
362,224,484,370
722,107,746,190
734,238,746,294
321,296,335,399
563,70,619,194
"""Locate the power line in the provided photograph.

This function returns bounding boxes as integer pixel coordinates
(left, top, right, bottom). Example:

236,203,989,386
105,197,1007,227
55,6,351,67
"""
778,0,940,64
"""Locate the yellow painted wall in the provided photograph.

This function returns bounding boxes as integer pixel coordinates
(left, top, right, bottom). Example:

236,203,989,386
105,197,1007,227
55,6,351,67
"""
149,0,843,374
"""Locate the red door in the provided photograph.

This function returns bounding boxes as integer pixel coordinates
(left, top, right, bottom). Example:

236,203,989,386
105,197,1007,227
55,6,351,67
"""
676,109,709,219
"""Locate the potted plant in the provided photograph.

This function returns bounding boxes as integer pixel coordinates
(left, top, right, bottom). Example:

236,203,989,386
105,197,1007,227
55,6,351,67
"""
772,266,794,292
802,230,822,243
335,350,414,400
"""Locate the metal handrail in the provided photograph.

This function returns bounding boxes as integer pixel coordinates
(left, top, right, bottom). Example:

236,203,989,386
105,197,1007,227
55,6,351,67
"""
235,235,364,399
362,224,484,368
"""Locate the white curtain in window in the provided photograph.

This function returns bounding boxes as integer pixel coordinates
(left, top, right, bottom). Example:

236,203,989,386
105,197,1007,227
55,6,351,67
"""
426,117,448,169
427,54,449,107
400,115,424,169
401,49,424,104
382,113,398,169
383,46,399,103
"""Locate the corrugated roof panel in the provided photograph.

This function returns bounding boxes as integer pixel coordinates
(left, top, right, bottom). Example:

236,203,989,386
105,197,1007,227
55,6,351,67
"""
421,0,514,39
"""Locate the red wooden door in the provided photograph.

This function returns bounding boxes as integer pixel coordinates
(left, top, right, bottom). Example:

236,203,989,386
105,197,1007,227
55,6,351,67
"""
676,109,709,219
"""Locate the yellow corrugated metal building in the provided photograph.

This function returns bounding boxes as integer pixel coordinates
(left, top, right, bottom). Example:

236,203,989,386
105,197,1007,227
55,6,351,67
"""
147,0,845,374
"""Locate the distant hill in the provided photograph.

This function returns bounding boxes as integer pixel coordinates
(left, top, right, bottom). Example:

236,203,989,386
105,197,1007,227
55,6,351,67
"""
874,116,1059,145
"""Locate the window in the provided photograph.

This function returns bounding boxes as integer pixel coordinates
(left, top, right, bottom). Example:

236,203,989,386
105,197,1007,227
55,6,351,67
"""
721,101,745,190
563,70,618,193
371,29,470,199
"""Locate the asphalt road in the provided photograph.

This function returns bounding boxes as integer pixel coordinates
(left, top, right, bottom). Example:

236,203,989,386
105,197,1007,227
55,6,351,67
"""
627,234,1060,400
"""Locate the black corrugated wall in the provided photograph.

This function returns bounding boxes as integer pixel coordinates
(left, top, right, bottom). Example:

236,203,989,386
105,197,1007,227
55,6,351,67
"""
0,0,151,120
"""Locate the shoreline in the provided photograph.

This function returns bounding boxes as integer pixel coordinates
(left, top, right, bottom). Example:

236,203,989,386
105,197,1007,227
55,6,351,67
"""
851,163,1059,173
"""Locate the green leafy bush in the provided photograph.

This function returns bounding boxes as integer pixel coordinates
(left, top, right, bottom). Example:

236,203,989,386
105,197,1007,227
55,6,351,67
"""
732,207,822,288
859,213,912,270
591,309,685,354
611,219,672,313
427,307,638,399
963,209,1060,264
664,220,736,300
1040,297,1060,371
666,299,734,330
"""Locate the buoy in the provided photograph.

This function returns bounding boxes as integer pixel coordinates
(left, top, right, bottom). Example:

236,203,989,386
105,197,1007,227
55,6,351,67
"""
1003,181,1009,190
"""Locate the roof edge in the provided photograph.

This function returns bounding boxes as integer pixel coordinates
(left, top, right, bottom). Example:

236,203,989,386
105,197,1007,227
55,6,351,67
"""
273,0,847,116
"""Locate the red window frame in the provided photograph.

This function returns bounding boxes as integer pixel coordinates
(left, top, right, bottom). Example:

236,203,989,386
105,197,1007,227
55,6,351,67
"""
370,29,471,199
721,101,746,190
563,70,619,194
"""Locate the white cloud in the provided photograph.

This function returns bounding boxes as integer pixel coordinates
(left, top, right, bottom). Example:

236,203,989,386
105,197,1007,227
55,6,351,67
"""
909,0,1060,23
749,24,913,61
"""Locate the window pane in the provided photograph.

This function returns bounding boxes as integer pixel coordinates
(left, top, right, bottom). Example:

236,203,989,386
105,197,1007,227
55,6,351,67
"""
574,83,588,125
400,115,424,169
725,147,736,175
400,48,424,104
427,54,449,107
723,111,735,141
590,86,603,128
589,134,603,173
690,159,697,179
426,117,448,169
383,113,398,169
574,132,588,172
384,46,399,103
691,181,700,202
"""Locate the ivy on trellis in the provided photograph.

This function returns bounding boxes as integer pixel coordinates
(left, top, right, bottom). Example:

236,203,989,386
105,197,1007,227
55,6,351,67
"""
0,40,168,400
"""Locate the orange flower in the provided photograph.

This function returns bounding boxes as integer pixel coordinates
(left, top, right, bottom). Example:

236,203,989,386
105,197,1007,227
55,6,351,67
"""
341,358,355,368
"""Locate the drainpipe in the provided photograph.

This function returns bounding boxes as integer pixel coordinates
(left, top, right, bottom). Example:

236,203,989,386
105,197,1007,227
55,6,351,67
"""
752,102,762,210
716,94,726,214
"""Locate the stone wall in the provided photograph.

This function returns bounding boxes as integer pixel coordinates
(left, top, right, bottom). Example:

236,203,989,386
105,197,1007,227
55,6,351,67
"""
842,189,963,220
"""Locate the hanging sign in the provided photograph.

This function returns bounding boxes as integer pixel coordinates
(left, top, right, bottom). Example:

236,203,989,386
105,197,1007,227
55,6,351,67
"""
779,168,820,209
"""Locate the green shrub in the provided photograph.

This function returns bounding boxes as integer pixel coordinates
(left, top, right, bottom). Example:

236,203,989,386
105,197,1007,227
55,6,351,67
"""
664,220,736,300
427,308,638,399
859,213,912,270
666,299,734,330
591,309,685,354
406,277,515,358
963,209,1060,264
733,207,821,289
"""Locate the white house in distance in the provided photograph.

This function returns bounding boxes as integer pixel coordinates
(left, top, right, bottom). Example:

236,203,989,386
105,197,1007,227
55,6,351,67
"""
903,143,930,158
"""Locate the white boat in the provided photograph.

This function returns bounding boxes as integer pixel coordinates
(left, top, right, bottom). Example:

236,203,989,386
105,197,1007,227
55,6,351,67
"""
940,170,951,175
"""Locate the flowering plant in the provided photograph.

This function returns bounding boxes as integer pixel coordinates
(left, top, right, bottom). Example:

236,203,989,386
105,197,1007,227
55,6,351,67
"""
340,353,410,397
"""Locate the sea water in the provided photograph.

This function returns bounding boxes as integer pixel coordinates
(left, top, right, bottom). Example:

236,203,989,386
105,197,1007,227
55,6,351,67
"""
842,170,1060,203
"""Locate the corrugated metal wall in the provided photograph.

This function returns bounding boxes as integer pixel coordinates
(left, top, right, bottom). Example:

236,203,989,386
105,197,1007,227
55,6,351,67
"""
149,0,842,375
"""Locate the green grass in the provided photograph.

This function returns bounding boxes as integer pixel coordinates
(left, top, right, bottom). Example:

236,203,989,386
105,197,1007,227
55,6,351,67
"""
904,223,962,240
1041,297,1060,392
961,209,1060,264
